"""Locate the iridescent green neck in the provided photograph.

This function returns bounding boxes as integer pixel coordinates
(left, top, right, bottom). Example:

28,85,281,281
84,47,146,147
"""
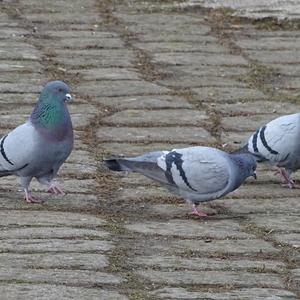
30,93,72,142
31,93,66,129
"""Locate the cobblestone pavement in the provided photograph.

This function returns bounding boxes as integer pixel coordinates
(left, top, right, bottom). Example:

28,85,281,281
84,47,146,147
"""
0,0,299,299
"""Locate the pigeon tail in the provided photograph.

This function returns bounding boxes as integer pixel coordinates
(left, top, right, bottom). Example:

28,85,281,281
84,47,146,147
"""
104,159,132,172
231,144,266,162
231,144,249,154
0,170,13,177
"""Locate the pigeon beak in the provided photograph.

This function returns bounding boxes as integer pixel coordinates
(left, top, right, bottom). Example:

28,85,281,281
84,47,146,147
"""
252,171,257,180
65,93,72,102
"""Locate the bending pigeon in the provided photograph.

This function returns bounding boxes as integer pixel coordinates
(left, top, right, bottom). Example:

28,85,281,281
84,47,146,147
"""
0,80,73,203
238,113,300,188
104,146,256,217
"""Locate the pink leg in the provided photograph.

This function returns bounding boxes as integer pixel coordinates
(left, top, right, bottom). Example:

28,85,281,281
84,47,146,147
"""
24,190,43,204
275,168,300,189
274,168,289,183
47,183,65,195
189,204,208,218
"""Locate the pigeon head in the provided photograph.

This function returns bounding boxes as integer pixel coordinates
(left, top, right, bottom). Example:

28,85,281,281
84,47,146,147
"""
230,153,257,181
39,80,72,104
30,81,73,141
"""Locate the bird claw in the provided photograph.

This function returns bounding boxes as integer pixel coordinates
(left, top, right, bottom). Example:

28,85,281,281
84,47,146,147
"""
189,204,208,218
281,182,300,189
47,184,65,195
25,194,44,204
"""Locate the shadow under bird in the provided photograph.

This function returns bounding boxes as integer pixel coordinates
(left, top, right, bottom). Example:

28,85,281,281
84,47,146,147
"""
236,113,300,188
0,80,74,203
104,146,256,217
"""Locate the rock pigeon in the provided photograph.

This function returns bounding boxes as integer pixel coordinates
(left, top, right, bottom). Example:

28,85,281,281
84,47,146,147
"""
0,80,73,203
104,146,256,217
237,113,300,188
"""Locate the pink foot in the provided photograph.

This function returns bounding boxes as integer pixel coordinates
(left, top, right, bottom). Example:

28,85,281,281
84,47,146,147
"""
188,204,208,218
275,168,298,189
274,168,289,184
24,193,43,204
281,182,300,189
47,183,65,195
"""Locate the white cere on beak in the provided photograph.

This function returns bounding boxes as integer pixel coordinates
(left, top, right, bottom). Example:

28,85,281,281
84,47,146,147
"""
65,93,72,102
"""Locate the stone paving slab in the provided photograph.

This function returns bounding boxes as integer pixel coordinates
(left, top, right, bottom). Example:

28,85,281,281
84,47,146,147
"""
135,41,230,53
0,227,109,239
0,194,101,211
77,80,170,97
0,253,109,269
133,255,285,271
97,126,214,143
137,270,284,287
151,287,299,300
196,0,300,19
102,109,209,126
193,86,266,102
0,268,122,286
125,219,254,239
171,65,249,77
153,52,249,66
25,12,100,24
55,49,137,68
0,239,114,253
249,215,300,232
0,284,128,300
0,211,105,227
220,197,300,215
159,76,247,88
217,101,299,116
0,0,300,299
73,68,140,81
96,95,193,109
167,238,280,255
0,61,43,73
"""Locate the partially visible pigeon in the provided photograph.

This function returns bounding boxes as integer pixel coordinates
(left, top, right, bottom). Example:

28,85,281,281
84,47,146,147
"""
0,80,74,203
237,113,300,188
104,146,256,217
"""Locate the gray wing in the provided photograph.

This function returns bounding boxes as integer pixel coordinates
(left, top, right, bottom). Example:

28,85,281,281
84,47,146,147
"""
0,122,36,175
247,113,300,164
157,147,231,198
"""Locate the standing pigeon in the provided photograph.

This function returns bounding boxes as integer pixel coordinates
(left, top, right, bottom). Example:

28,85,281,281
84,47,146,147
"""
237,113,300,188
0,80,73,203
104,146,256,217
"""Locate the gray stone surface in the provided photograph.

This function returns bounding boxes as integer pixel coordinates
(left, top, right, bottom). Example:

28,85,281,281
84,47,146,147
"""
133,256,285,271
125,220,254,239
0,0,299,299
0,253,109,269
97,126,214,143
102,109,209,126
137,270,284,287
0,268,122,285
152,287,298,300
191,0,300,19
193,87,266,102
0,210,106,226
95,95,192,109
0,239,114,253
77,80,170,97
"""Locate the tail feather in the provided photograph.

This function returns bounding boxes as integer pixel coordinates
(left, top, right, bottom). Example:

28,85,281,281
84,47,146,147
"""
231,144,249,154
0,171,13,177
104,159,130,172
231,144,266,162
104,151,170,186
